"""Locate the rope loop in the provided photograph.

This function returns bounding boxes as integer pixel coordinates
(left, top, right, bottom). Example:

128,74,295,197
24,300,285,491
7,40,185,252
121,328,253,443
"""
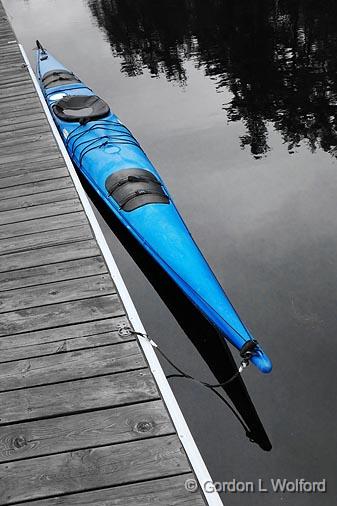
124,328,259,444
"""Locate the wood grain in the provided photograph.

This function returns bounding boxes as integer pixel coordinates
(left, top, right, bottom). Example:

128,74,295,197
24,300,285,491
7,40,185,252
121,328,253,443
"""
0,295,124,337
0,273,116,313
0,157,64,179
0,368,158,424
0,150,63,168
0,256,107,292
0,435,189,504
0,12,205,504
0,316,133,363
0,167,69,188
0,239,100,272
0,146,61,165
0,199,83,225
0,116,48,134
0,224,93,256
0,133,55,152
0,188,78,212
0,400,173,462
15,475,204,506
0,341,146,392
0,177,74,200
0,212,88,241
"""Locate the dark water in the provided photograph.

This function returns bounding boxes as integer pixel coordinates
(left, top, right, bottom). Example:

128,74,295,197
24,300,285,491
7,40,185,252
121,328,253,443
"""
4,0,337,504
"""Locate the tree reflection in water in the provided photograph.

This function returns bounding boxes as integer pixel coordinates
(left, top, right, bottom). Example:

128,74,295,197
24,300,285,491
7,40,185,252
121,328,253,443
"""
88,0,337,159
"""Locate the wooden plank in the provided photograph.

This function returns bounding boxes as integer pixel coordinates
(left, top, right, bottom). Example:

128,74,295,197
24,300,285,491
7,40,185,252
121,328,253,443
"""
0,177,74,200
15,475,204,506
0,157,65,178
0,91,39,105
0,80,36,91
0,63,32,74
0,316,133,363
0,98,42,115
0,113,45,131
0,47,22,55
0,36,16,45
0,294,124,336
0,73,32,83
0,54,25,63
1,138,58,157
0,102,44,117
0,44,21,53
0,146,61,165
0,167,69,188
0,121,50,137
0,53,28,63
0,122,50,139
0,435,188,504
0,199,82,225
0,59,23,68
0,57,23,66
0,71,34,83
0,100,39,112
0,87,36,99
0,256,107,292
0,28,13,35
0,65,29,76
0,51,27,63
0,107,45,123
0,368,157,424
0,224,92,256
0,43,20,51
0,131,55,150
0,83,35,99
0,197,82,223
0,66,29,78
0,39,15,46
0,80,34,92
0,211,88,240
0,73,30,84
0,63,23,73
0,133,54,149
0,51,23,59
0,273,115,313
0,341,145,392
0,239,99,272
0,188,78,212
0,58,27,68
0,21,206,506
0,400,173,462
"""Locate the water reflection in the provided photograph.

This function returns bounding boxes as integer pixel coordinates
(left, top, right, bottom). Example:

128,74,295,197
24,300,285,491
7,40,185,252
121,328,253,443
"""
79,172,272,452
88,0,337,159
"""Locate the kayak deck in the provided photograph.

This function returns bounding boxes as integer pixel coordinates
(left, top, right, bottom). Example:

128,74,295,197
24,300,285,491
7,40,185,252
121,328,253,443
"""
35,44,272,374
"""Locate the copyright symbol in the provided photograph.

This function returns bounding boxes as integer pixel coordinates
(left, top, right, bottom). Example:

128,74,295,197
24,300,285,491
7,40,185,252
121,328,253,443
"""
185,478,198,492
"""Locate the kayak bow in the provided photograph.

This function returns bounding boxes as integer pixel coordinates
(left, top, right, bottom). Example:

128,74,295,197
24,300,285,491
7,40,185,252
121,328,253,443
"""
35,41,272,374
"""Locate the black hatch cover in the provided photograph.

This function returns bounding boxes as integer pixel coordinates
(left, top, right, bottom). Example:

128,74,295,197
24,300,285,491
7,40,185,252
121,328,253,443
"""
105,168,169,211
42,69,81,89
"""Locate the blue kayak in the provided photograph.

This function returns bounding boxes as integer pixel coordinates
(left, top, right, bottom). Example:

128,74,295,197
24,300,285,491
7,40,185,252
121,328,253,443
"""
35,41,272,374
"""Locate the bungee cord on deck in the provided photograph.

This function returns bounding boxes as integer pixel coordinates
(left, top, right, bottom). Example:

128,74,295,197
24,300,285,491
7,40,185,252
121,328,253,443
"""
63,120,145,167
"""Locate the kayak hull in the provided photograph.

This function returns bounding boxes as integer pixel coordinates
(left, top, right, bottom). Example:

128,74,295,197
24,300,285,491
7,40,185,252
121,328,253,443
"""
35,45,272,374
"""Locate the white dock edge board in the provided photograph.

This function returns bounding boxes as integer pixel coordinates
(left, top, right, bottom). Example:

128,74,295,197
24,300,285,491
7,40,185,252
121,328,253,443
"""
19,43,224,506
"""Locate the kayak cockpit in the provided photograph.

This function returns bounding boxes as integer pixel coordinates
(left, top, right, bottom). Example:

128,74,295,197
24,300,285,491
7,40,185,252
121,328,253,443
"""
53,95,110,123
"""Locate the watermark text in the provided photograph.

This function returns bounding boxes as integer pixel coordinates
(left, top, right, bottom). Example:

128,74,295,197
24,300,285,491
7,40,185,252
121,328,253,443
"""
185,477,327,494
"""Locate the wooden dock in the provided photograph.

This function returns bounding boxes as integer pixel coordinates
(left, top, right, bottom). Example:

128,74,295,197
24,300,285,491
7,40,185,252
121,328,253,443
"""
0,3,222,504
